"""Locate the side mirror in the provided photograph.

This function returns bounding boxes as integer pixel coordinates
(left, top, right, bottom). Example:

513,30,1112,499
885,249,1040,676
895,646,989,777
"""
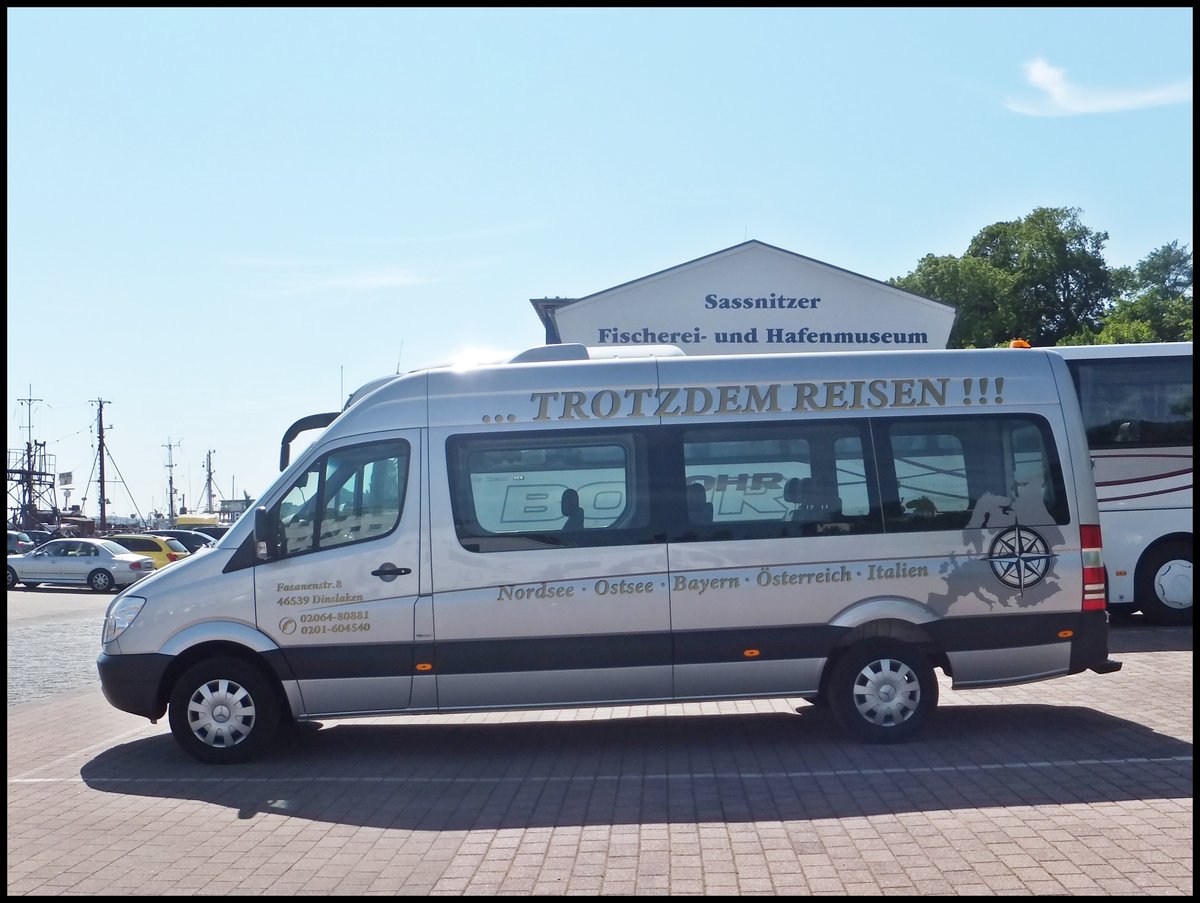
254,506,272,561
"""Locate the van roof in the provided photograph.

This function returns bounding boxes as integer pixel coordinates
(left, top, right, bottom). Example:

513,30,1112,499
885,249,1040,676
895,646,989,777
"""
325,344,1066,439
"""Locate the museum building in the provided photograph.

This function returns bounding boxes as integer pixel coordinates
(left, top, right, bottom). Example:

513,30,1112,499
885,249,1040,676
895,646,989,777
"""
531,239,955,356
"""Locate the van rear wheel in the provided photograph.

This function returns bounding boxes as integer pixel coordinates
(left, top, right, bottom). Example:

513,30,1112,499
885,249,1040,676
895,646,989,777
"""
828,640,938,743
168,657,281,764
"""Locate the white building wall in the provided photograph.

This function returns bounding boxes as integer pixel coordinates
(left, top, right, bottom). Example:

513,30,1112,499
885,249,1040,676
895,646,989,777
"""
544,241,954,355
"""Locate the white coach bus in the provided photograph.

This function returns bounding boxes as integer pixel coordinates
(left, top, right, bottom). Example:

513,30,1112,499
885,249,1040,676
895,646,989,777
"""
1048,342,1192,625
97,344,1122,763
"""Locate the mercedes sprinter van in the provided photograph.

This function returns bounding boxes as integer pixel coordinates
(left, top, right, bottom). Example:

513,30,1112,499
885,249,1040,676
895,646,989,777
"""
98,344,1121,763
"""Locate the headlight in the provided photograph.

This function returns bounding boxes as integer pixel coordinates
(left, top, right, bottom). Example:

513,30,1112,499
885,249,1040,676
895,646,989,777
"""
103,595,146,644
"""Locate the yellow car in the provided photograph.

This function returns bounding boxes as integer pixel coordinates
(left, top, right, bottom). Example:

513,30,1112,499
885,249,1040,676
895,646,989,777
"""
107,533,192,569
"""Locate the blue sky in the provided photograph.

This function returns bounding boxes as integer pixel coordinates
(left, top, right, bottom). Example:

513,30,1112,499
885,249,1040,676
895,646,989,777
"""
7,8,1193,522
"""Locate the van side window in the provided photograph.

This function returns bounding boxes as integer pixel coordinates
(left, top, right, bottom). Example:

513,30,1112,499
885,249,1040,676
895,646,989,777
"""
679,422,881,540
447,429,651,551
266,439,409,558
886,428,969,526
878,414,1069,532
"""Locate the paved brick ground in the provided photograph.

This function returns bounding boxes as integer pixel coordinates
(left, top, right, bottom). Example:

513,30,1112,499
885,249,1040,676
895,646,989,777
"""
7,623,1192,895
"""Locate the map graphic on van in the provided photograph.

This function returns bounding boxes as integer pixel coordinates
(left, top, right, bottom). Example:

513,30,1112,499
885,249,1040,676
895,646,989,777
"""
931,470,1066,614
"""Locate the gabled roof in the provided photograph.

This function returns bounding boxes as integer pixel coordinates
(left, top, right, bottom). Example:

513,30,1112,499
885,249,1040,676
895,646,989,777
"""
530,239,953,343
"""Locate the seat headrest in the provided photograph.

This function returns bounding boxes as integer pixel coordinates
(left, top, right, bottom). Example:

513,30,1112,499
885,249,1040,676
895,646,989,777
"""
784,477,809,504
560,488,580,516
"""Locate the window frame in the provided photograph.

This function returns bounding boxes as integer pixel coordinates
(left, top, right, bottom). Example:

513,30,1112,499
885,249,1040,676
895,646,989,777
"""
445,412,1074,552
670,419,882,543
872,412,1071,533
266,437,411,561
446,426,658,552
1066,354,1193,450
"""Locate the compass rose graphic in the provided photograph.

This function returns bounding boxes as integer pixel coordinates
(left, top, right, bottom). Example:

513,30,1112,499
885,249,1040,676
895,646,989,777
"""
986,525,1055,591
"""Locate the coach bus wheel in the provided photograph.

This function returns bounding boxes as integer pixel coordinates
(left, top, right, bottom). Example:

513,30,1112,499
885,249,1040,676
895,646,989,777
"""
168,657,281,765
828,640,938,743
1137,541,1192,626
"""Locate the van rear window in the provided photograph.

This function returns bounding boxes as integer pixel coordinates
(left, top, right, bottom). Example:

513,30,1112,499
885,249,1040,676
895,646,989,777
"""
879,415,1069,532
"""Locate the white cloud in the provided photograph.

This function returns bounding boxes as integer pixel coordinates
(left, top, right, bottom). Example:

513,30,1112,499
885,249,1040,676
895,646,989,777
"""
1006,58,1193,116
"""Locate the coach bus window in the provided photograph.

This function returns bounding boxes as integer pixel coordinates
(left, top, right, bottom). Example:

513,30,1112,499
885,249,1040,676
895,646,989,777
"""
1069,356,1193,449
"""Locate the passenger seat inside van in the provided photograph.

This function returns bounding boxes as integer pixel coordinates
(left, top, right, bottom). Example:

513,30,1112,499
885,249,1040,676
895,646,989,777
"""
686,482,713,524
784,477,843,526
561,488,584,530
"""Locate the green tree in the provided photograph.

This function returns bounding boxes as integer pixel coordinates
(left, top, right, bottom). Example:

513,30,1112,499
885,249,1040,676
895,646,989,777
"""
890,254,1017,348
893,209,1190,348
1135,239,1193,298
964,207,1113,345
1057,318,1156,345
1062,241,1192,344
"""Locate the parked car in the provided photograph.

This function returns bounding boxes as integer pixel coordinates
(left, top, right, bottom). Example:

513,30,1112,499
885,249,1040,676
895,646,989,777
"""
7,530,35,555
6,537,156,592
106,533,192,569
147,529,216,554
189,525,229,540
24,529,53,548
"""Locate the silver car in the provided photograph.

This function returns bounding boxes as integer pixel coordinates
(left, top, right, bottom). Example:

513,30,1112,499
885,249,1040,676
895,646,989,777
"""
6,538,156,592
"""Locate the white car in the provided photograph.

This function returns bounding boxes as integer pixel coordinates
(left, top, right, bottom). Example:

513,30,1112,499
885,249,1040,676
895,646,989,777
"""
6,538,156,592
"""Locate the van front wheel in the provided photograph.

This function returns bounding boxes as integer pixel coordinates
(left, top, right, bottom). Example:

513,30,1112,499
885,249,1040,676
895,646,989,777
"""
168,657,281,764
828,640,938,743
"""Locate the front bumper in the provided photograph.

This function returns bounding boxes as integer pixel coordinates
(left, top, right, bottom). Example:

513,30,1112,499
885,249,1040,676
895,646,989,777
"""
97,651,172,720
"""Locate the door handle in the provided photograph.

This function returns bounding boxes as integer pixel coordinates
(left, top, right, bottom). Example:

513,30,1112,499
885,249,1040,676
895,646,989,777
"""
371,562,412,582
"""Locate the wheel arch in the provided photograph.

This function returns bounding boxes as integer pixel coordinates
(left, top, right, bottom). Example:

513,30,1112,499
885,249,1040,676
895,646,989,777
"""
1135,532,1192,580
155,625,297,723
819,603,949,703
